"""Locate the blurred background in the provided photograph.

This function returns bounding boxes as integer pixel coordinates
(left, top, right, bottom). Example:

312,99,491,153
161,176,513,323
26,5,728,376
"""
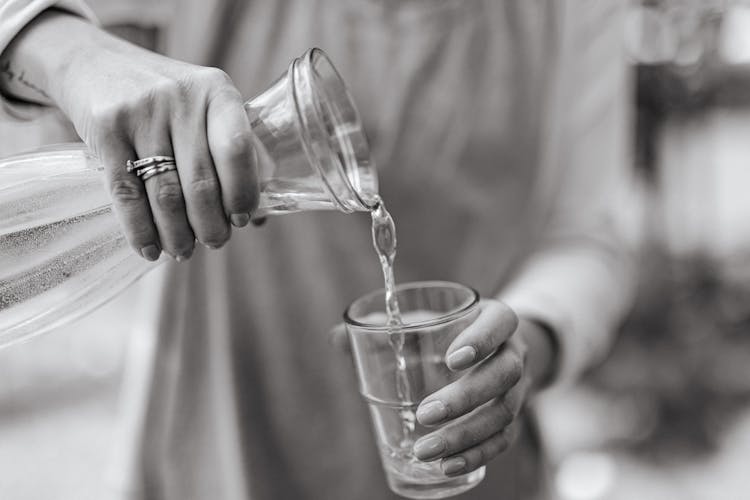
4,0,750,498
538,1,750,499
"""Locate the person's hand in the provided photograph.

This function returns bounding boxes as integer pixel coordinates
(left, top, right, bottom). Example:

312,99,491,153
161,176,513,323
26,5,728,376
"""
329,299,555,476
61,19,259,261
5,11,259,261
412,300,536,476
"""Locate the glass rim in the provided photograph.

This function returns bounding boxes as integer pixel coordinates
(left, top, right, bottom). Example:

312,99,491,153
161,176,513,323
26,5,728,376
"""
343,280,480,332
300,48,379,211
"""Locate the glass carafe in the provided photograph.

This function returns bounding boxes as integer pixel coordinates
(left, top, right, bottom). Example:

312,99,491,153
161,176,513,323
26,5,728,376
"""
0,48,378,347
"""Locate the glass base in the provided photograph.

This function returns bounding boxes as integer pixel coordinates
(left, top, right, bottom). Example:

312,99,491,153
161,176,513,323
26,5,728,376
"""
387,466,485,499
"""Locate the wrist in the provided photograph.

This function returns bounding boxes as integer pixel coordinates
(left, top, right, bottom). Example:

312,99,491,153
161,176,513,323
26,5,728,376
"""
517,316,559,392
1,9,102,108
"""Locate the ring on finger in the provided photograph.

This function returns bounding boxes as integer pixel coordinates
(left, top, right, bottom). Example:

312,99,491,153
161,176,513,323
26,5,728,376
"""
139,162,178,181
126,155,175,172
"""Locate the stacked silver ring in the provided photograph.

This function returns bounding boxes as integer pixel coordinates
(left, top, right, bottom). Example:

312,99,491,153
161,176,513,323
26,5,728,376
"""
126,156,177,181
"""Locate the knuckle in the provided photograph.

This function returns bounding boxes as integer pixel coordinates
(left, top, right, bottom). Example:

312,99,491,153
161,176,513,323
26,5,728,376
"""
461,448,483,472
189,176,221,202
491,430,511,456
174,74,198,99
218,132,253,164
496,399,515,427
463,448,481,470
148,77,182,105
454,427,478,450
483,444,500,463
90,104,128,134
110,179,144,204
155,181,184,212
201,66,232,85
93,85,163,125
123,219,157,248
507,355,524,385
456,388,478,414
497,434,510,453
495,350,523,389
476,445,489,466
478,437,506,466
474,334,495,358
168,67,235,105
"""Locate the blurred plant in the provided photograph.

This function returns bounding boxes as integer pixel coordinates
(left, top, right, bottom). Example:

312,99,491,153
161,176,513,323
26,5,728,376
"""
583,245,750,461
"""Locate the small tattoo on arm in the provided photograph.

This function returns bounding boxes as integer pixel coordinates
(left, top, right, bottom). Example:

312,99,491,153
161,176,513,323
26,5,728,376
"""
0,58,49,99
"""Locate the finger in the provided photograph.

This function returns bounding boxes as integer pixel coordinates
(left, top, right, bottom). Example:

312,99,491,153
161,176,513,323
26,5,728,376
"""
143,168,195,260
172,109,230,249
206,84,259,226
413,396,516,462
328,323,351,353
440,423,517,476
445,300,518,371
416,344,523,426
100,135,161,261
133,126,195,261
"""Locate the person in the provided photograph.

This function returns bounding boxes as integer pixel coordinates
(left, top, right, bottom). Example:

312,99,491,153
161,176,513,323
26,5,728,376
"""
0,1,637,499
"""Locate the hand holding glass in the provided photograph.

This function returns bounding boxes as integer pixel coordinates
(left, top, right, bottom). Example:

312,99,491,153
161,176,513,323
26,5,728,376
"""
345,281,485,499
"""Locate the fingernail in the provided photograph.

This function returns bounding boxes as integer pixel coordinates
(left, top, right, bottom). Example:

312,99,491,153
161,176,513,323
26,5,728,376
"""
231,213,250,227
175,247,193,262
447,346,477,370
442,457,466,475
413,436,445,461
175,247,195,262
416,400,448,425
140,244,161,261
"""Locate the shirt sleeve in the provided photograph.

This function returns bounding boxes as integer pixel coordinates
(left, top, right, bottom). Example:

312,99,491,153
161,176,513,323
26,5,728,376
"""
499,0,641,383
0,0,98,121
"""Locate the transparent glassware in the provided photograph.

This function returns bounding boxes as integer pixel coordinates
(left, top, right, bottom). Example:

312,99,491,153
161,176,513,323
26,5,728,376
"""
0,48,378,347
344,281,485,500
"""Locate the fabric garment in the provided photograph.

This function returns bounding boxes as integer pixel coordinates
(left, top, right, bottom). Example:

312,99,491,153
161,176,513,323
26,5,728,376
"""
0,1,636,499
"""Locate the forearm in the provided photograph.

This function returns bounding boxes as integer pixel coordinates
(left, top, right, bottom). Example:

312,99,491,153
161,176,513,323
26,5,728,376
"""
0,9,81,105
0,7,169,134
0,8,145,112
501,244,635,385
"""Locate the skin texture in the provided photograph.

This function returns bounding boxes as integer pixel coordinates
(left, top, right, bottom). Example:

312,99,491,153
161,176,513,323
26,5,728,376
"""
329,300,556,475
0,9,259,261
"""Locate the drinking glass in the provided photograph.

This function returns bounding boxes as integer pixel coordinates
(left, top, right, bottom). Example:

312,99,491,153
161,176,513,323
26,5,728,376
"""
345,281,485,499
